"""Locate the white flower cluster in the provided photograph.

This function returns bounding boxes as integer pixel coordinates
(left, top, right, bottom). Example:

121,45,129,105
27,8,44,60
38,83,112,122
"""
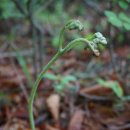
93,32,107,45
87,32,107,56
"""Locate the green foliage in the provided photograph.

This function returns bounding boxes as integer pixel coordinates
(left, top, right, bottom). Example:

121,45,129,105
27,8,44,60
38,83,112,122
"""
0,0,24,19
29,20,107,130
105,11,130,30
16,51,33,87
34,0,69,25
52,36,60,48
65,20,84,31
44,73,57,81
119,13,130,30
85,33,95,41
97,78,124,98
118,0,130,10
105,11,122,28
44,73,76,93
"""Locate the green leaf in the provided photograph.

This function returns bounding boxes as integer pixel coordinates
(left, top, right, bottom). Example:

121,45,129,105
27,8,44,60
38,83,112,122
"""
96,79,124,98
55,84,64,93
52,36,60,48
105,11,122,28
85,33,95,41
44,73,57,80
105,11,116,18
119,13,130,23
119,1,129,10
16,51,32,86
61,75,76,85
108,16,122,28
123,22,130,30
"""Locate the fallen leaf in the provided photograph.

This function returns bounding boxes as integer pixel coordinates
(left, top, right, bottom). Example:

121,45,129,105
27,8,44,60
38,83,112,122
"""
80,84,112,96
45,124,60,130
68,110,84,130
46,94,60,122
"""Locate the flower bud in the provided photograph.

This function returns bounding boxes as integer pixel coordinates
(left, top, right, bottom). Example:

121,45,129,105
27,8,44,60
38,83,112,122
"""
95,32,103,38
85,32,107,56
65,20,84,31
94,32,107,45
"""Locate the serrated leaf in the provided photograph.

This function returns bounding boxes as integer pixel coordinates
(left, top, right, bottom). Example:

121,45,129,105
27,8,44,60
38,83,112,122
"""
119,1,129,10
105,11,122,28
105,11,117,18
119,13,130,23
96,79,124,98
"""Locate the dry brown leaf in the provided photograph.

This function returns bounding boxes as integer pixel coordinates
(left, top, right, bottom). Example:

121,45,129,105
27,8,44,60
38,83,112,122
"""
45,124,60,130
68,110,84,130
3,118,31,130
0,64,26,88
80,84,112,96
46,94,60,122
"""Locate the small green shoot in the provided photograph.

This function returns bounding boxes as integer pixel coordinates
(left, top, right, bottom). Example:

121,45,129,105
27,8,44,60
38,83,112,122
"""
16,51,33,87
28,19,107,130
96,78,123,98
44,73,76,93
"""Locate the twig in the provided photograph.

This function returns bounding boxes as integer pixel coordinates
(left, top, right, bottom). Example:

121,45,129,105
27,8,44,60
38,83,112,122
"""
79,92,113,102
0,49,33,58
109,124,130,130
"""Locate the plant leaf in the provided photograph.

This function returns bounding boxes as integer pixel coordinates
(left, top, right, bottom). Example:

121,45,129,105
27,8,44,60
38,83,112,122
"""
119,1,129,10
105,11,122,28
61,75,76,85
16,51,32,86
44,73,57,80
96,79,124,98
123,22,130,30
119,13,130,23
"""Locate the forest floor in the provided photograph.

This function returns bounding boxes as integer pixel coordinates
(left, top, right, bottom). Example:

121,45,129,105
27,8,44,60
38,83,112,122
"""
0,38,130,130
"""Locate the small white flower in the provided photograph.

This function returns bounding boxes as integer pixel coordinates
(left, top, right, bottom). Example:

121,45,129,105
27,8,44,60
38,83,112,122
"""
95,32,103,38
94,32,107,45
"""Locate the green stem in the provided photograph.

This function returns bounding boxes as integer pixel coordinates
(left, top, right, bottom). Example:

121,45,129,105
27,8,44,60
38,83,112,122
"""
64,38,91,52
28,50,63,130
63,38,100,56
28,37,99,130
58,27,65,51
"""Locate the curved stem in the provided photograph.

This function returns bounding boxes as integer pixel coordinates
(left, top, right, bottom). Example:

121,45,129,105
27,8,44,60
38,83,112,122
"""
63,38,100,56
58,27,65,51
64,38,90,52
28,51,63,130
28,37,99,130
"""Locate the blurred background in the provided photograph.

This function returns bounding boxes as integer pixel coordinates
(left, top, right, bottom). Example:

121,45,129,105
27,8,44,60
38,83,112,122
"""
0,0,130,130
